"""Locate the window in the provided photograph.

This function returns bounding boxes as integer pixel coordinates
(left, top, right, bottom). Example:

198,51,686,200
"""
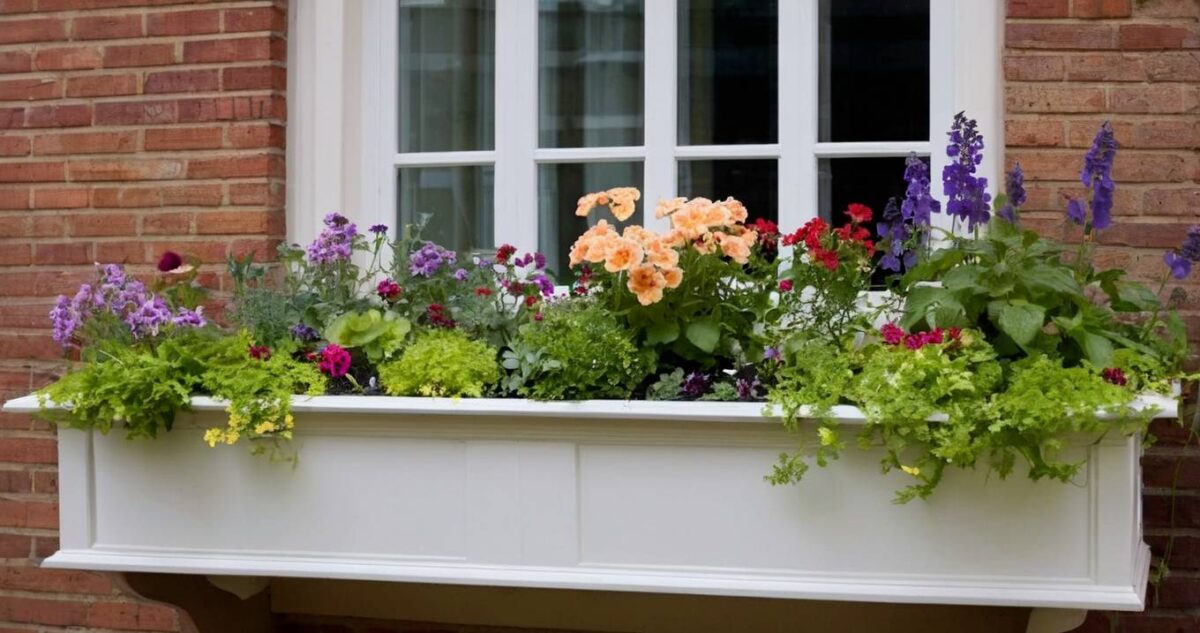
288,1,1003,261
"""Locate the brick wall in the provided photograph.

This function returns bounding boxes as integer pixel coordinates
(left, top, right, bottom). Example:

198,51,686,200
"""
1005,0,1200,632
0,0,286,630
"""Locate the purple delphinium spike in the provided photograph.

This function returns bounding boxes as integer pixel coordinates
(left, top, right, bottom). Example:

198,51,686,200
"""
942,112,992,231
1066,198,1086,226
998,162,1025,223
368,223,388,235
1164,226,1200,280
1081,122,1118,231
1164,252,1192,280
901,153,940,227
877,197,913,272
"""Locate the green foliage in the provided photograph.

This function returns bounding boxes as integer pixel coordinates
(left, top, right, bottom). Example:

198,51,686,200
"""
324,309,411,363
645,369,686,400
505,302,654,400
379,330,499,397
37,333,213,439
197,331,327,454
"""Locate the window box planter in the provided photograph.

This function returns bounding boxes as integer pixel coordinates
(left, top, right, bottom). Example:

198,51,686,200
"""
3,394,1174,623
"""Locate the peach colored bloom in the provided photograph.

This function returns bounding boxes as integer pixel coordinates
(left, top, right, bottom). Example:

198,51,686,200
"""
654,197,687,219
692,233,716,255
645,239,679,268
608,187,640,221
661,265,683,289
568,237,590,267
627,263,667,305
576,193,601,217
622,224,660,245
702,201,733,229
586,233,617,263
715,231,751,264
724,197,748,223
671,207,709,240
662,228,688,248
604,236,644,273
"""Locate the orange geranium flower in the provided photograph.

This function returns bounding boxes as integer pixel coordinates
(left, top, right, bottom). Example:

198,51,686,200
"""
627,263,667,305
604,236,644,273
655,197,687,219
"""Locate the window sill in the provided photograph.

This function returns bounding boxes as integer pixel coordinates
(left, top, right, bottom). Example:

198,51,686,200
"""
3,393,1173,617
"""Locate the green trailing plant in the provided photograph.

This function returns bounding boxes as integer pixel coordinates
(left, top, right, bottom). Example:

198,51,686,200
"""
378,330,500,397
504,302,654,400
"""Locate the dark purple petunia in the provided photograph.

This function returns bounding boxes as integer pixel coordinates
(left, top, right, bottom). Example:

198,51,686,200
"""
681,372,711,399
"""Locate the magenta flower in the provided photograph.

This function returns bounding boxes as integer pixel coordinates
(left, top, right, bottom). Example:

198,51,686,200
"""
156,251,183,272
317,344,351,378
880,323,905,346
376,279,402,301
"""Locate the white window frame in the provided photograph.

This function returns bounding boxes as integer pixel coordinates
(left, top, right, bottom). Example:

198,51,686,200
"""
287,0,1003,248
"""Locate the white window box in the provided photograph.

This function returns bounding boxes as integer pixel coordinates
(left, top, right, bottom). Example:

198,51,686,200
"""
2,394,1175,626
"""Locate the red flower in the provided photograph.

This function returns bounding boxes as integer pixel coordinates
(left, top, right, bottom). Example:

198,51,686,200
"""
534,312,544,322
317,344,351,378
156,251,183,272
781,230,802,247
752,218,780,250
248,344,271,360
1102,367,1128,386
778,279,794,292
524,295,538,307
880,323,905,346
846,203,873,225
376,279,402,301
812,247,839,271
426,303,456,329
495,244,517,264
474,286,493,297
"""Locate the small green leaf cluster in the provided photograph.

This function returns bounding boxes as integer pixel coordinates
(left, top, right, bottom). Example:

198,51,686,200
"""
504,301,654,400
378,330,500,398
324,309,411,363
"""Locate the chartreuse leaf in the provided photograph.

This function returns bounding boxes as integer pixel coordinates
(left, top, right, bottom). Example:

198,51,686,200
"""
685,319,721,353
997,301,1045,347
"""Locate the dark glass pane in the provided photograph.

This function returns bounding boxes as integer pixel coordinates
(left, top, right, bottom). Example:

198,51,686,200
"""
819,0,929,142
398,0,495,152
538,162,644,277
398,166,494,253
678,0,778,145
818,157,909,225
678,159,777,225
539,0,644,148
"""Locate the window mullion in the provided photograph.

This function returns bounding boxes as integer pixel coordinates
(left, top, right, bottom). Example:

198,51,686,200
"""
494,0,539,252
778,0,816,232
643,0,677,233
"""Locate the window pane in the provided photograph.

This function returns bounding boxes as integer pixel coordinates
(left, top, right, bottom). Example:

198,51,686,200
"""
538,162,644,276
817,157,909,224
818,0,929,143
398,0,495,153
678,0,777,146
539,0,644,148
677,159,777,224
398,166,494,253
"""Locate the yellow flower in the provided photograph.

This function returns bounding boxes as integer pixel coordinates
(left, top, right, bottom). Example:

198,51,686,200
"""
604,236,644,273
900,465,921,477
203,428,223,448
627,263,667,305
654,197,686,219
284,414,295,429
254,421,277,435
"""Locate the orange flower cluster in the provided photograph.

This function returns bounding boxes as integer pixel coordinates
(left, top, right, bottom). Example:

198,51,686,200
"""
568,189,758,306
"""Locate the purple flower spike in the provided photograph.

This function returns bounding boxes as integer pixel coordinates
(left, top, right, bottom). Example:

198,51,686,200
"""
1066,198,1086,226
942,112,992,231
901,153,940,227
1081,122,1118,231
1164,226,1200,280
998,162,1025,223
1164,251,1192,280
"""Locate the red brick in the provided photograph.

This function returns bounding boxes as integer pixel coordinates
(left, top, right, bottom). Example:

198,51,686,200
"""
33,45,101,71
1135,0,1199,18
1006,23,1116,49
144,68,219,94
1006,119,1063,147
95,240,146,263
33,130,136,155
1003,55,1064,81
197,210,282,235
222,64,285,91
33,470,56,494
1120,24,1191,50
0,244,31,266
0,567,110,594
0,135,29,156
229,182,273,205
144,126,222,150
71,212,137,237
66,73,138,97
1006,85,1106,113
187,154,277,179
1008,0,1068,18
223,6,285,33
0,533,30,558
33,187,89,209
0,50,31,73
148,239,227,262
1145,52,1200,82
0,77,60,100
0,161,63,182
142,211,191,234
33,241,90,265
0,17,65,44
0,469,30,492
1099,221,1200,248
23,103,90,128
0,498,57,528
0,0,34,13
1133,120,1200,149
86,601,179,631
0,187,29,208
72,13,142,40
1064,119,1136,148
1144,452,1200,489
161,183,222,206
0,106,23,128
29,214,65,237
0,437,56,464
147,9,220,36
70,158,185,182
183,36,270,63
33,535,58,559
92,186,160,207
1073,0,1132,18
102,43,175,68
94,100,178,125
0,595,86,626
228,122,282,148
1111,84,1192,113
1064,53,1145,81
1145,188,1200,217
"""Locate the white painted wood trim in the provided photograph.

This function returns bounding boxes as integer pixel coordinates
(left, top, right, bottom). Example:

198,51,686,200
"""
642,0,677,234
394,151,497,168
493,0,539,253
813,142,933,158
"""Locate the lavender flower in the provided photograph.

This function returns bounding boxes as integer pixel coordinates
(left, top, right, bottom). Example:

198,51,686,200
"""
124,295,172,339
901,153,940,227
290,323,320,341
368,223,388,235
453,268,469,282
942,112,992,231
49,295,79,346
1164,226,1200,280
1081,122,1118,230
763,346,781,361
681,372,711,399
408,241,457,277
1180,225,1200,261
736,376,762,401
877,197,915,272
1066,198,1086,226
998,162,1025,223
172,306,206,328
306,213,358,264
1164,252,1192,280
531,273,555,297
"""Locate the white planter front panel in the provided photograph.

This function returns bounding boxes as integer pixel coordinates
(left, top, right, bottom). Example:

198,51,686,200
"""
4,395,1174,611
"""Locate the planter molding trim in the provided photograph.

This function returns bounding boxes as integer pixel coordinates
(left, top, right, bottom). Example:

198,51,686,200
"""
3,394,1176,632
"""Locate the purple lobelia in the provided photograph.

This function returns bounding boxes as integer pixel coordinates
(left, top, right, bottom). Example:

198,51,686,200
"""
998,163,1025,223
942,112,991,231
1080,122,1117,231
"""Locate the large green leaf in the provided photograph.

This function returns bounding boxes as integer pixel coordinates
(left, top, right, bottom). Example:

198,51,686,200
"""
1076,331,1114,367
901,286,950,330
645,320,680,345
1022,264,1080,295
997,302,1045,347
685,319,721,353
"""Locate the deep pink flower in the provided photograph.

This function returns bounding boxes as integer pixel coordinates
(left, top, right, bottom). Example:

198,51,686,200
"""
248,344,271,361
1102,367,1128,386
157,251,183,272
778,279,794,292
318,344,351,378
376,279,402,301
880,323,905,346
